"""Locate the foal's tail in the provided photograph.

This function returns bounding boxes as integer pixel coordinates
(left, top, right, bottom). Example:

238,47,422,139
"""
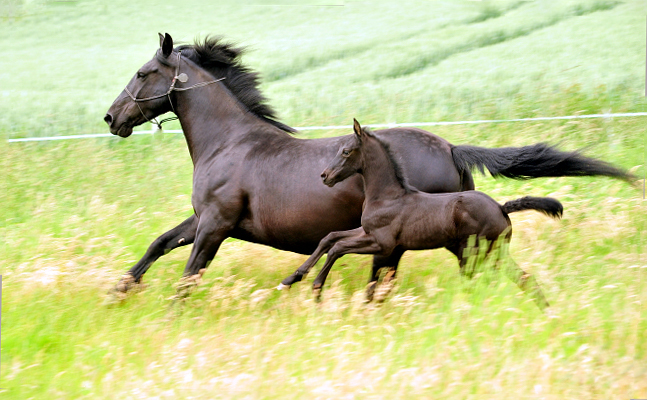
451,143,634,183
501,196,563,219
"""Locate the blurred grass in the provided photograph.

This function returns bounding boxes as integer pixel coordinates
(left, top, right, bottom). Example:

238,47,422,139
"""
1,0,646,398
1,0,646,136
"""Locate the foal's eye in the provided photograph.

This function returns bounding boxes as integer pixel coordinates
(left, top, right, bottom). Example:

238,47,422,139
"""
137,72,147,79
342,149,351,157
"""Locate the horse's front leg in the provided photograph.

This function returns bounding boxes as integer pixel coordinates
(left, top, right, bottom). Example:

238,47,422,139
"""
111,214,198,295
311,232,383,301
173,210,238,300
279,228,365,289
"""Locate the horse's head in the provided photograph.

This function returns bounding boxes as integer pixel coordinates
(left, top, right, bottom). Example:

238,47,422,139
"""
104,33,179,137
321,119,367,187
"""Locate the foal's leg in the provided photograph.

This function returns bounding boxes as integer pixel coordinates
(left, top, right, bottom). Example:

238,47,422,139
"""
448,236,497,279
448,242,550,310
311,232,383,300
279,228,365,288
446,243,471,277
112,214,198,293
503,259,550,310
368,248,405,303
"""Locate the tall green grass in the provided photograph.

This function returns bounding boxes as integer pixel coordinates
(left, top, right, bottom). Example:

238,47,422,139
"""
1,0,646,398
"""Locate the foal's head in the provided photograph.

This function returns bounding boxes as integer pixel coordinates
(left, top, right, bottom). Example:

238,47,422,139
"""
321,119,369,187
105,33,181,137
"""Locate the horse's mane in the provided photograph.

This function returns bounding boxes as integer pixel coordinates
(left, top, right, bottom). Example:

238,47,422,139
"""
362,127,417,193
172,36,297,133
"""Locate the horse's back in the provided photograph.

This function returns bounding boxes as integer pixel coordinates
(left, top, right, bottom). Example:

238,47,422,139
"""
375,128,465,193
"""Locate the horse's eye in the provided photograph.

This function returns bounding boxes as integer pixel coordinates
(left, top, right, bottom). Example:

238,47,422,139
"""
342,149,351,157
137,72,147,79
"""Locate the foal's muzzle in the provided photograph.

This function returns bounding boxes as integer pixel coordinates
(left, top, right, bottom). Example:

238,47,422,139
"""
321,170,336,187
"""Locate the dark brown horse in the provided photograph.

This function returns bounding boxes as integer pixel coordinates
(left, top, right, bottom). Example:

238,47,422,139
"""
104,34,631,298
280,120,563,309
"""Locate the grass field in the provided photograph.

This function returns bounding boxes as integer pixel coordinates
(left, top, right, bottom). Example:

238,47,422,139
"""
1,0,646,398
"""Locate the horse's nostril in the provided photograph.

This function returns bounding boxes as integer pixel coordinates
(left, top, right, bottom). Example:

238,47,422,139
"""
321,172,328,180
104,113,113,126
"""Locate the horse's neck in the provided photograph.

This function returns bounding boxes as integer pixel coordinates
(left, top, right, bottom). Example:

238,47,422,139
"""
360,139,408,201
173,68,285,164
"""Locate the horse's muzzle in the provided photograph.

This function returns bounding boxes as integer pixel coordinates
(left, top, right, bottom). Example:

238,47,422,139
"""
104,112,134,137
104,113,114,126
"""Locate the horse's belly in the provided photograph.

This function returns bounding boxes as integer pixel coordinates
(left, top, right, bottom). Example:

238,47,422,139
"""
232,189,364,254
231,213,360,255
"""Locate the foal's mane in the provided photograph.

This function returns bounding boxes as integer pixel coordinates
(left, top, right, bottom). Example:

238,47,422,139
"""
362,127,417,193
168,36,297,133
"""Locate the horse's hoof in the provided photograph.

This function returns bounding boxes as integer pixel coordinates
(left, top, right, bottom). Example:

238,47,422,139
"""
313,288,322,302
173,274,202,299
104,274,138,306
103,290,127,306
113,274,136,293
276,283,291,291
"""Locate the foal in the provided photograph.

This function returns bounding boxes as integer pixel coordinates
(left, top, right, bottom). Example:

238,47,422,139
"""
280,119,563,309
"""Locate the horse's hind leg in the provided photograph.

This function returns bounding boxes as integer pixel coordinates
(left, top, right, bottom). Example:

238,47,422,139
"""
368,248,405,303
503,259,550,310
112,214,198,293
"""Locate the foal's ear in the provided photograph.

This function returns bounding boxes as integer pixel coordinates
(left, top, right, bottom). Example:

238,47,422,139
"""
158,33,165,47
161,33,174,58
353,118,363,138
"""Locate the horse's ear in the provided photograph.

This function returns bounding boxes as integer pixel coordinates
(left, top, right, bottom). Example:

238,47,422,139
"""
161,33,173,58
158,33,165,48
353,118,363,138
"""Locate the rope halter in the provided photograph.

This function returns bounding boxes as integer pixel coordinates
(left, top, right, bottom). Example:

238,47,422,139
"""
123,51,225,130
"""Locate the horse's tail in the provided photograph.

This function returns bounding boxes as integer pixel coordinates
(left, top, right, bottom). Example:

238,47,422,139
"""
501,196,563,219
451,143,634,183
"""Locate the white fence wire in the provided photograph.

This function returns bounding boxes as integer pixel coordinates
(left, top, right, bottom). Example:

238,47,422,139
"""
7,112,647,143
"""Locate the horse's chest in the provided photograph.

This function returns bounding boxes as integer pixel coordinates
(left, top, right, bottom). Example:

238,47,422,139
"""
190,171,240,216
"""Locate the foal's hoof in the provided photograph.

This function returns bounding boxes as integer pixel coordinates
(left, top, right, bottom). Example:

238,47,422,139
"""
276,283,291,291
373,280,396,303
544,307,558,318
312,287,322,303
365,282,377,303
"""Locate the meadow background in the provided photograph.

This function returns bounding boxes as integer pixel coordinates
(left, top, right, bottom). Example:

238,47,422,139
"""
1,0,646,398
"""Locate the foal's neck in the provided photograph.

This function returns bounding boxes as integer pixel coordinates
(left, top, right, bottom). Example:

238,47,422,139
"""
360,137,410,201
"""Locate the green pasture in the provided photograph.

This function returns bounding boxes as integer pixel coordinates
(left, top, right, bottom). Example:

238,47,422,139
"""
1,0,646,398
